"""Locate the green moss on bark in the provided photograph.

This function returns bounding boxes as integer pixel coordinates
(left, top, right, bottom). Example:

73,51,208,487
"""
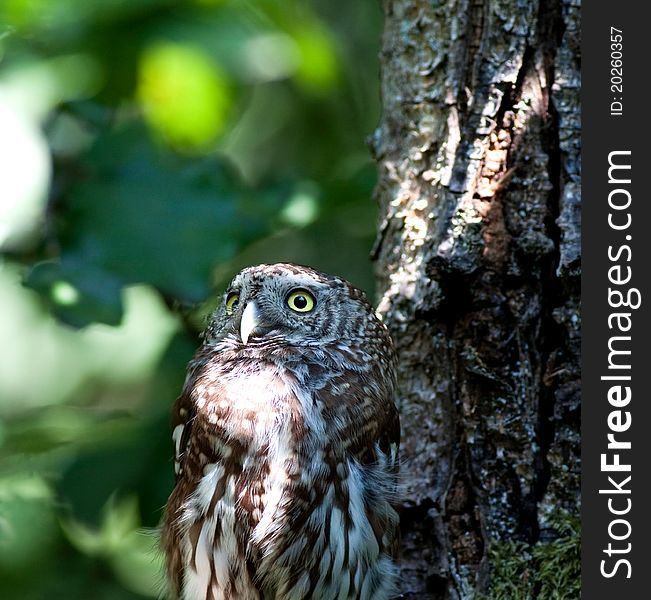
481,512,580,600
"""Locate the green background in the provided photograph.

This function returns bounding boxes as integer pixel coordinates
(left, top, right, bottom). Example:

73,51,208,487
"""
0,1,382,597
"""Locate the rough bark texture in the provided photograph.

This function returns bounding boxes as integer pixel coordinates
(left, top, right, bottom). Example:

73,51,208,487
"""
370,1,580,598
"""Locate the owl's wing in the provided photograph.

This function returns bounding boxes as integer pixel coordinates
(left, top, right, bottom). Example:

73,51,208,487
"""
162,388,194,596
376,400,400,470
170,389,195,480
353,396,400,471
314,375,401,559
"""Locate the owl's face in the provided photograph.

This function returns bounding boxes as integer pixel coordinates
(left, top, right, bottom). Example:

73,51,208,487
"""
205,263,372,349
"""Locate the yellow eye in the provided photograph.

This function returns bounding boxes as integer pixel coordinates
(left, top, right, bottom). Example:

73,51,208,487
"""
225,292,239,315
286,289,315,313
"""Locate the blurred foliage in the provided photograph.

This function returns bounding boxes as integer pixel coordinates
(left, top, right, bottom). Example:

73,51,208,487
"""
0,0,382,597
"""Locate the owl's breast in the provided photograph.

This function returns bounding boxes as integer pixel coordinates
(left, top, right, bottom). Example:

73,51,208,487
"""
176,361,303,599
188,356,311,516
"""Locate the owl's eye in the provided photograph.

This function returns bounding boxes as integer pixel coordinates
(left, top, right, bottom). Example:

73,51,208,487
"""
286,289,315,313
225,292,240,315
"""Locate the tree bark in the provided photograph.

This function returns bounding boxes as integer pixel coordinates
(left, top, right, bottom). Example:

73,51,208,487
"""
370,1,580,598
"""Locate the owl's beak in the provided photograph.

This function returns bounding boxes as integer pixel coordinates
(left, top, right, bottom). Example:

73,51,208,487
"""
240,301,261,344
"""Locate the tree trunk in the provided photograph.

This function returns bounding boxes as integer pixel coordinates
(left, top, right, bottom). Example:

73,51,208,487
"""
370,1,580,598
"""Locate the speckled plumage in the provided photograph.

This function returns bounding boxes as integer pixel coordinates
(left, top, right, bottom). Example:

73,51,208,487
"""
162,263,400,600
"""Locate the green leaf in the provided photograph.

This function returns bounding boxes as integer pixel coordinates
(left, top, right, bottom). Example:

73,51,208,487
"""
137,42,233,150
0,474,58,572
26,259,124,327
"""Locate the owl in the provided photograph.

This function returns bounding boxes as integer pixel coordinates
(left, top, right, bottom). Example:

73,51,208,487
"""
162,263,400,600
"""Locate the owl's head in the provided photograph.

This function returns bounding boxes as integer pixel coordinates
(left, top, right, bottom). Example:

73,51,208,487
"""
204,263,377,349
